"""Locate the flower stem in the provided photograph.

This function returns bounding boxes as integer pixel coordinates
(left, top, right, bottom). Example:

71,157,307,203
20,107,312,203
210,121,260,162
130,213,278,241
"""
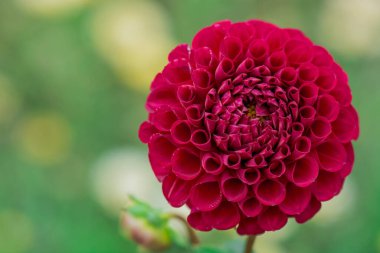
244,235,257,253
168,213,200,246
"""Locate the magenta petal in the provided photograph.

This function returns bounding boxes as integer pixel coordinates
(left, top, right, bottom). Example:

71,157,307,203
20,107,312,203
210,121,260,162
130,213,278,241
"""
177,85,196,107
238,167,261,185
215,58,235,81
237,217,265,235
239,196,263,217
170,120,192,145
148,135,175,181
295,196,322,223
312,171,344,201
168,44,190,62
208,201,240,230
299,82,319,106
316,140,347,172
146,85,179,112
266,160,286,179
220,36,243,62
172,148,201,180
279,184,311,215
185,104,204,127
255,179,286,206
297,63,319,82
247,39,269,63
187,211,212,231
221,171,248,202
309,117,332,143
150,107,178,132
162,59,191,85
299,106,316,126
201,153,224,175
192,68,213,91
222,153,241,169
162,174,193,207
276,67,297,85
340,142,355,178
138,121,158,144
317,94,339,121
316,67,337,91
258,207,288,231
292,136,311,160
192,22,229,53
289,154,319,187
332,105,359,143
191,129,212,151
190,176,222,211
266,51,287,72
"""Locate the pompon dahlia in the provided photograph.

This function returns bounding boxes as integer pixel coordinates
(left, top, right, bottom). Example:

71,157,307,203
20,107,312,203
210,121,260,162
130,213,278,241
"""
138,20,359,235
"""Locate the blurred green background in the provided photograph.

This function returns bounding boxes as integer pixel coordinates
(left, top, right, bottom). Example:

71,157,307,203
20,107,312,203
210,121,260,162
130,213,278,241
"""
0,0,379,252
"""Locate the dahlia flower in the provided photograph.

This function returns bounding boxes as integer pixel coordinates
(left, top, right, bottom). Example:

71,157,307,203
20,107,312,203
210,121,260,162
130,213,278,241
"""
138,20,359,235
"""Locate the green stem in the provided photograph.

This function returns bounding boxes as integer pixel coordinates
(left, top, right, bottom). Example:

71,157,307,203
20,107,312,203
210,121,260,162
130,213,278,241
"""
244,235,257,253
169,213,200,246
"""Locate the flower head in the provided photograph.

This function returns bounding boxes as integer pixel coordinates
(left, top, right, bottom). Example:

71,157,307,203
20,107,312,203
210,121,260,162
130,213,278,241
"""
139,20,359,235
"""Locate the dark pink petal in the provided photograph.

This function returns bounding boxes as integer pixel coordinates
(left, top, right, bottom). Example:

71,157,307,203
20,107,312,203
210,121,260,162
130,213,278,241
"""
177,85,196,107
168,44,189,62
215,58,235,81
191,47,216,69
208,201,240,230
285,40,313,66
239,196,263,217
138,121,158,143
312,171,344,201
221,171,248,202
228,22,255,42
238,167,261,185
279,184,311,215
172,148,201,180
340,142,355,178
237,218,265,235
220,36,243,62
316,140,347,172
299,83,319,106
266,29,289,51
148,134,175,181
246,154,267,168
150,73,168,90
309,117,332,143
316,67,336,91
222,153,241,169
170,120,192,145
266,160,286,179
287,86,300,103
297,63,319,82
276,67,297,85
266,51,287,72
272,145,290,160
291,122,304,141
248,20,277,38
312,46,333,67
332,105,359,142
258,207,288,231
191,129,212,151
288,154,319,187
255,179,286,206
295,196,322,223
190,176,222,211
201,153,224,175
330,63,352,106
247,39,269,63
162,59,191,85
204,113,218,133
299,106,316,126
316,94,339,121
146,85,179,112
192,22,230,53
292,136,311,160
236,58,255,74
185,104,204,127
162,173,193,207
192,68,213,91
150,107,178,132
187,211,212,231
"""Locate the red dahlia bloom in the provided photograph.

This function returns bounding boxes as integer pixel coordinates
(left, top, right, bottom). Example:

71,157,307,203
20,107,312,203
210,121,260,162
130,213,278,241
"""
138,20,359,235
